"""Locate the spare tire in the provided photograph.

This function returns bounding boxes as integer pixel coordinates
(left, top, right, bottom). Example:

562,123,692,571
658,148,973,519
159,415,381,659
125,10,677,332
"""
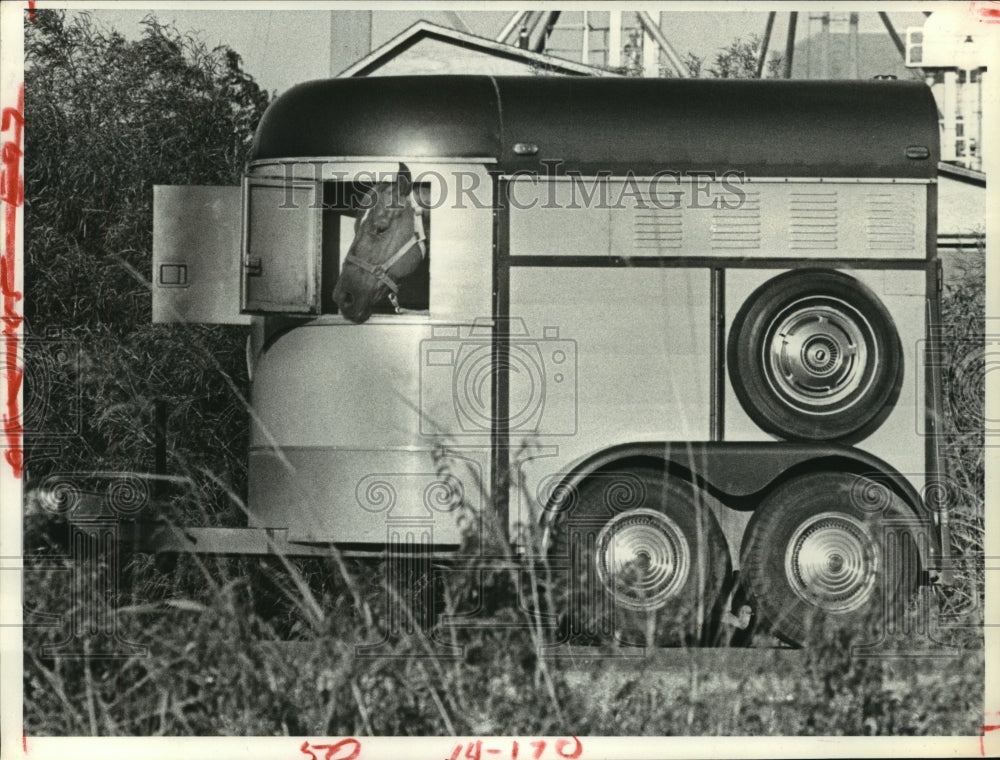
727,269,903,444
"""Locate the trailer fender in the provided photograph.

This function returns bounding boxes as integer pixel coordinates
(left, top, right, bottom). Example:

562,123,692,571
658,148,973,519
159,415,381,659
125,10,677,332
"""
538,441,940,572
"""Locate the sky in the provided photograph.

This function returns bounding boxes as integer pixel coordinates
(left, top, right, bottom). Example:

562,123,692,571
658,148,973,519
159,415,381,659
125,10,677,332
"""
76,4,928,95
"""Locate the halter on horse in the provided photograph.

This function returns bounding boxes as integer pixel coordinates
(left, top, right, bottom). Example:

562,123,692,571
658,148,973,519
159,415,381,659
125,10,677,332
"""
333,164,428,324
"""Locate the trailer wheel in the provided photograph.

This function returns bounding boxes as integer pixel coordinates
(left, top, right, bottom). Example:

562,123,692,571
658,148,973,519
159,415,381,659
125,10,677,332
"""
546,468,731,647
728,270,903,443
740,471,921,647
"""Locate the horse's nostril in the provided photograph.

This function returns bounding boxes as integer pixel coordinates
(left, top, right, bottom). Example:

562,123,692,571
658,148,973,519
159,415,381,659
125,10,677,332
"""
339,291,354,308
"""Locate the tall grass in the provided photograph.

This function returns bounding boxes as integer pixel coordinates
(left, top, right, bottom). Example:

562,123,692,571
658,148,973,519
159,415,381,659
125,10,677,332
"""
934,244,986,641
21,544,984,736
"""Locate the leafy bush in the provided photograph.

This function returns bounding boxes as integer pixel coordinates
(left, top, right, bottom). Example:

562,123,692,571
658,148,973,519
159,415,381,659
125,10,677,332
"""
23,10,267,517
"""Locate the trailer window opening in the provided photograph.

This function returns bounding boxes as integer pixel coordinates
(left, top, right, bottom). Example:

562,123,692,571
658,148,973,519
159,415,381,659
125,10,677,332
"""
322,178,430,317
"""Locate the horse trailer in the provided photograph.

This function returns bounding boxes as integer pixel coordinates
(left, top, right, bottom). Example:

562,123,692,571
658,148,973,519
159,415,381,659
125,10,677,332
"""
150,75,949,647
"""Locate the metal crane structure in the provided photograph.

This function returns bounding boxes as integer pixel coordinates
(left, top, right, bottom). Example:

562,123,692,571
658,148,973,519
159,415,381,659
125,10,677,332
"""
755,9,932,80
495,10,691,77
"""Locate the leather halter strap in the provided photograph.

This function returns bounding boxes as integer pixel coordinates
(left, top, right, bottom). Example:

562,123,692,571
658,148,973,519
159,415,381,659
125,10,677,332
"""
342,194,427,312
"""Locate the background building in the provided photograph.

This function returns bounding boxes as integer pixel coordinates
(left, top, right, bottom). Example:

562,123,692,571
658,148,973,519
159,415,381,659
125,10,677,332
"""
906,10,989,172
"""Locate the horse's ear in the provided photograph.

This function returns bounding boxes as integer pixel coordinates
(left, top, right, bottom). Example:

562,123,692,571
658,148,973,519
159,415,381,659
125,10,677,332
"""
396,163,413,199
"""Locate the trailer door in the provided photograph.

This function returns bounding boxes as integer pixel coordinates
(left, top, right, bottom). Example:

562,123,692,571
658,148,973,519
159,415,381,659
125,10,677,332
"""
241,177,322,315
152,185,250,325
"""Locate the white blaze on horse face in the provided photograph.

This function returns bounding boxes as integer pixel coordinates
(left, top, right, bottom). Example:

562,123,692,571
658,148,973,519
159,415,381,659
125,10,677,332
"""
357,205,372,228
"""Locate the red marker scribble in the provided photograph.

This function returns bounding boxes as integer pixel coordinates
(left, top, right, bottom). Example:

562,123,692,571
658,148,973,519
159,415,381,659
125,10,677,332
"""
972,1,1000,22
1,83,25,479
300,738,362,760
27,1,37,23
982,723,1000,755
22,734,28,753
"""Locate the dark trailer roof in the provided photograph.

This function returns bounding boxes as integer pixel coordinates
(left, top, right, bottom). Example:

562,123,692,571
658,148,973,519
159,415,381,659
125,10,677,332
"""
250,75,939,179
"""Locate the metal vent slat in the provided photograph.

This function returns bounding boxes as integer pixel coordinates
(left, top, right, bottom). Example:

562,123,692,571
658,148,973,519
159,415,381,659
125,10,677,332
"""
710,191,760,249
866,192,915,251
789,190,838,250
634,207,683,249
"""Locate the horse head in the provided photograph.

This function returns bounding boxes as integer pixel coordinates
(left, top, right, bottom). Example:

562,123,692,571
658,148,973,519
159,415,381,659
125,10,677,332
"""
333,163,427,324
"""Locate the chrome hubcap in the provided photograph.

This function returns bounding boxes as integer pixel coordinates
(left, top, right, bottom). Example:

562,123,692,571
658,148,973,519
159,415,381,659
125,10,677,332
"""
595,508,690,611
784,512,879,613
765,297,875,412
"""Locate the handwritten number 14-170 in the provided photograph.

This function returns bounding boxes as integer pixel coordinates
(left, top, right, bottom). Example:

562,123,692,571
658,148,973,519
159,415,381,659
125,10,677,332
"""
447,737,582,760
